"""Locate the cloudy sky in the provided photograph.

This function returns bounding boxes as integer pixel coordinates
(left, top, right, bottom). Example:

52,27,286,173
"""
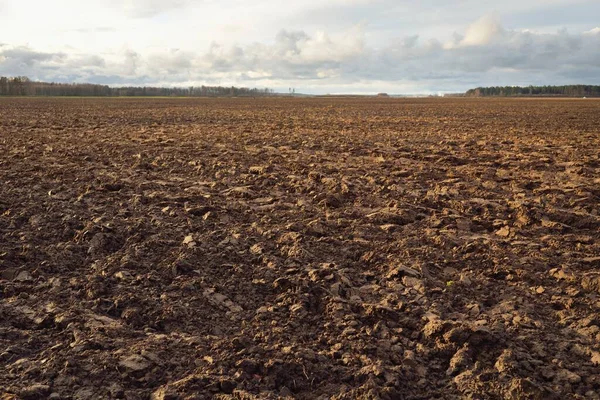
0,0,599,93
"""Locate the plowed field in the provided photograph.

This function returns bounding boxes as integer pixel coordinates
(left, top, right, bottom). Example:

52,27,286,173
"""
1,97,599,399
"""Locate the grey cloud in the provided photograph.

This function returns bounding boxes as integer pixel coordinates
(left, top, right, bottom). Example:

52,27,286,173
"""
146,49,194,78
205,20,600,85
275,30,310,56
124,50,140,75
0,47,65,66
399,35,419,49
69,55,107,68
1,17,599,92
0,47,67,80
442,26,600,73
0,46,113,83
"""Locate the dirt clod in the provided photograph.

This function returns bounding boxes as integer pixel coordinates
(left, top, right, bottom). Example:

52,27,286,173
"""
1,97,599,399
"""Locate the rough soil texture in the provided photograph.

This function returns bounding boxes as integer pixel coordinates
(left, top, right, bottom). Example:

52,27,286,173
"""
1,97,599,399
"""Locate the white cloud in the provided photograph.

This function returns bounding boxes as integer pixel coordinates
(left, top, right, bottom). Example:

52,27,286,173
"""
584,27,600,35
460,15,504,46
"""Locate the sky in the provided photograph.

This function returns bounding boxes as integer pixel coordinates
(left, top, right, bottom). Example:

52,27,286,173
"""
0,0,599,94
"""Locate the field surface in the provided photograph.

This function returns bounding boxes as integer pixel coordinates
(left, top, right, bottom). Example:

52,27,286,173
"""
1,97,599,399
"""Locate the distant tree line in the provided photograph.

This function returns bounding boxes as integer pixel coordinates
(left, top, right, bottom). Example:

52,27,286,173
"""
0,76,275,97
465,85,600,97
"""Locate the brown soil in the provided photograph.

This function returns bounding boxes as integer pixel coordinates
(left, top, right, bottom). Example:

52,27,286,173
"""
1,97,599,399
